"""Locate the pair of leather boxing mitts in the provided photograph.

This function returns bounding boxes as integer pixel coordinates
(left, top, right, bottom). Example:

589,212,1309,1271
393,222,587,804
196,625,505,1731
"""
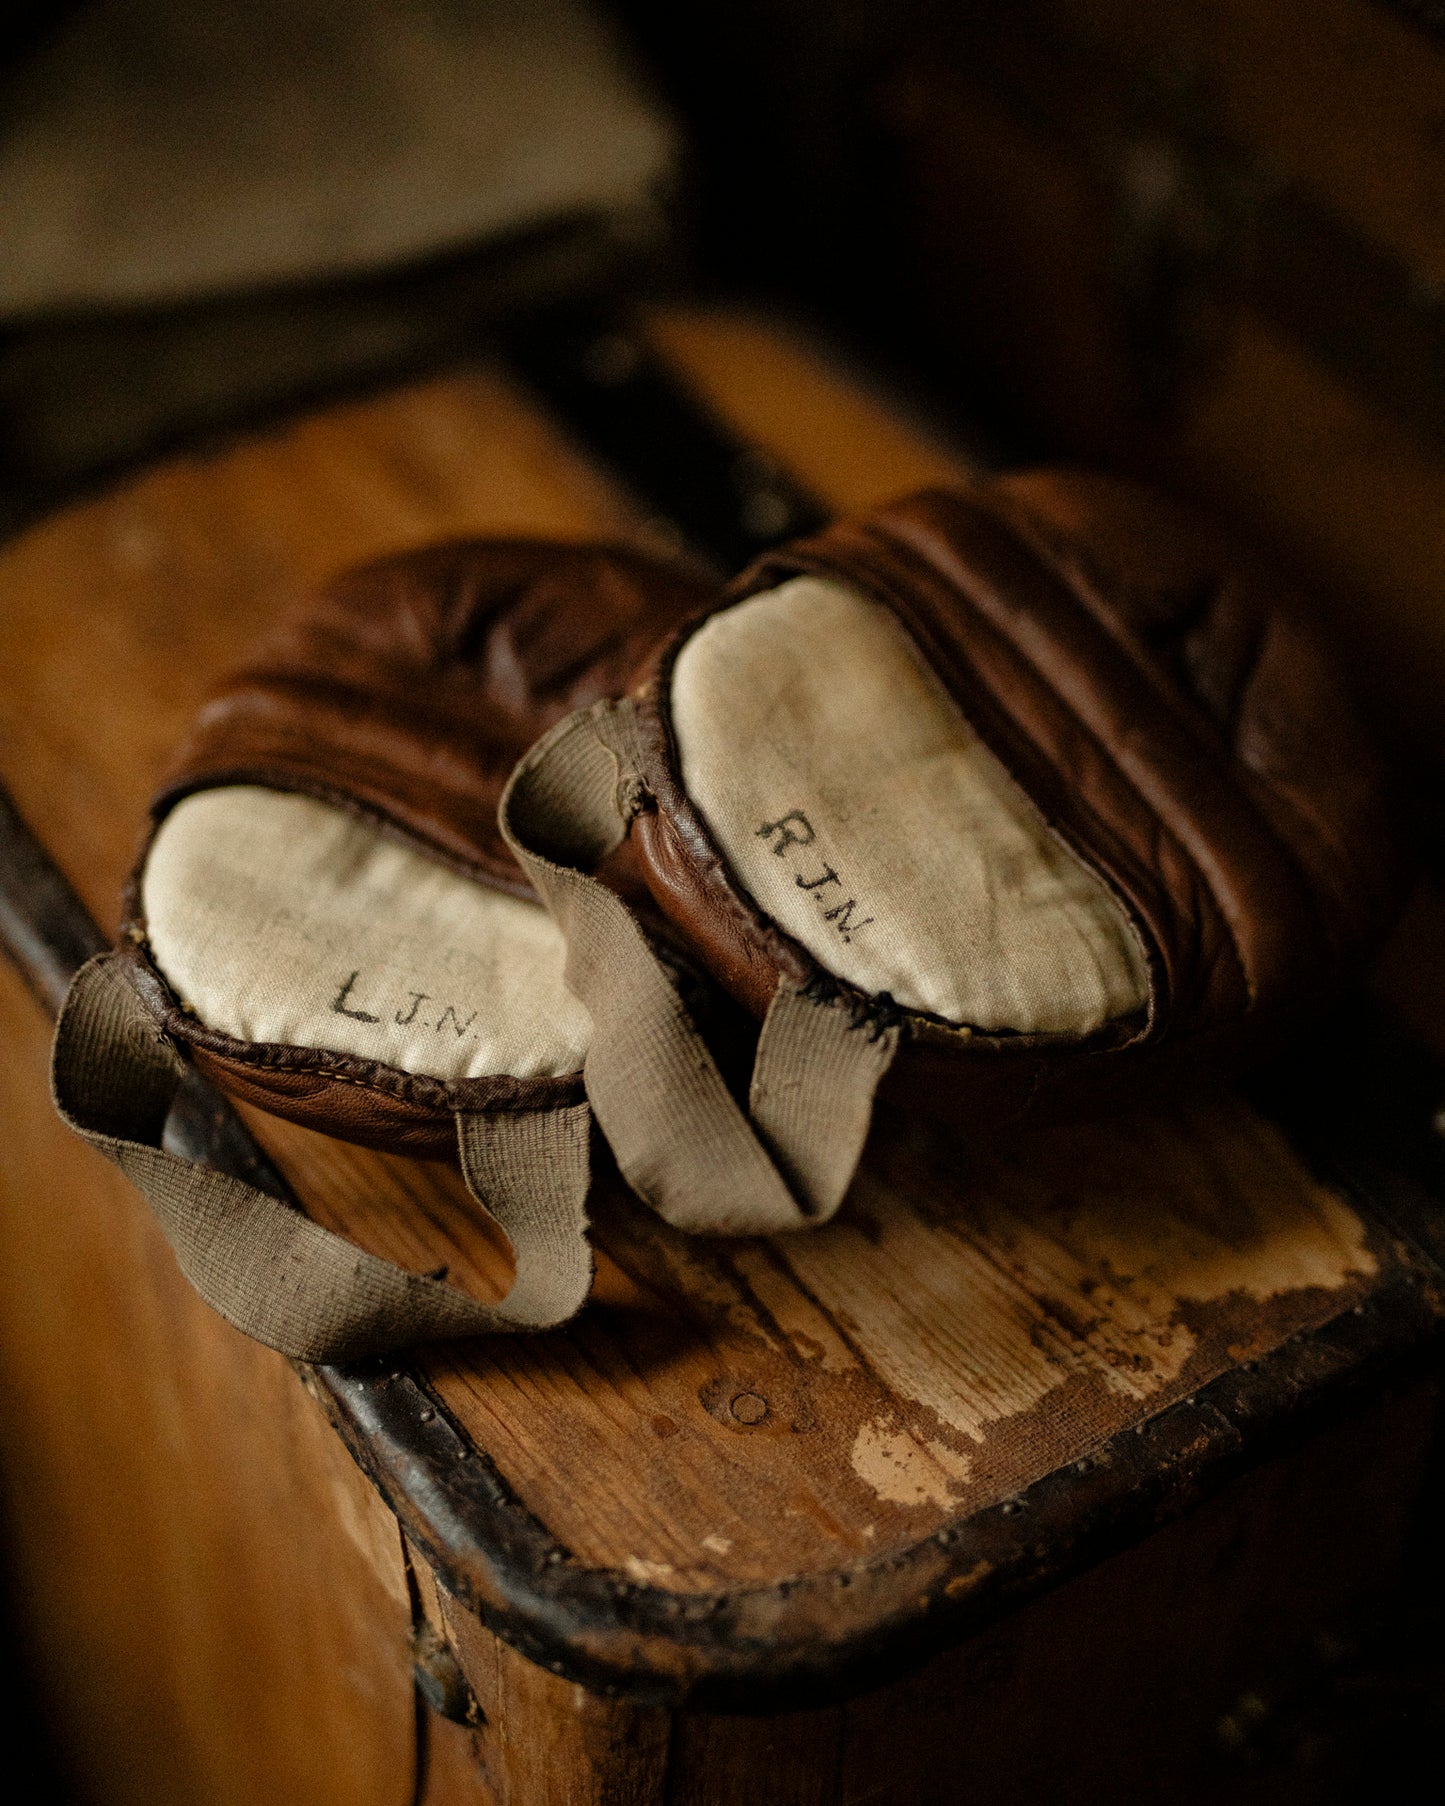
52,475,1412,1358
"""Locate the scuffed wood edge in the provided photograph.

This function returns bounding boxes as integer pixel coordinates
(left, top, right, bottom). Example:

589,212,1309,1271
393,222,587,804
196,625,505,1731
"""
4,778,1444,1711
311,1266,1445,1713
0,785,107,1012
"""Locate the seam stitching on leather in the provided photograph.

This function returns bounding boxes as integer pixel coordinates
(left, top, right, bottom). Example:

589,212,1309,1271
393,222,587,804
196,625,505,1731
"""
996,494,1339,982
912,504,1253,1012
777,527,1180,1030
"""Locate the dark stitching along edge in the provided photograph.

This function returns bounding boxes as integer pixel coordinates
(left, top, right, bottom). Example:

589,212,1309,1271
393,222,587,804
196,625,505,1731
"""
632,564,1147,1058
118,910,584,1119
777,501,1215,1043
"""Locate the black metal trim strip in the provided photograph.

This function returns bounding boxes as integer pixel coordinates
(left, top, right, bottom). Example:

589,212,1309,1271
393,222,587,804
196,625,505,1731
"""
314,1278,1443,1713
0,786,106,1013
503,312,828,574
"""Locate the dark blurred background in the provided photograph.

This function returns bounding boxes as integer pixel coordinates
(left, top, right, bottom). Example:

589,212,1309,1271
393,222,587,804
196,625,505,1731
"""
5,3,1445,1799
8,3,1445,765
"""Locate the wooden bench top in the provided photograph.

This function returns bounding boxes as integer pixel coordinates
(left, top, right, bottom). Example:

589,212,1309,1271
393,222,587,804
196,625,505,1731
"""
2,304,1441,1709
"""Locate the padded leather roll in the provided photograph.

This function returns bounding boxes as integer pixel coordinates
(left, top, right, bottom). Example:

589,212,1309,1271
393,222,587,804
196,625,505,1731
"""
122,537,713,1155
621,473,1413,1130
51,535,719,1358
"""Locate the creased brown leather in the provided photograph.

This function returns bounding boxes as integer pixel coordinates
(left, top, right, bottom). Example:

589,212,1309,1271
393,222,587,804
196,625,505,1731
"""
629,472,1413,1120
125,538,712,1147
154,539,715,891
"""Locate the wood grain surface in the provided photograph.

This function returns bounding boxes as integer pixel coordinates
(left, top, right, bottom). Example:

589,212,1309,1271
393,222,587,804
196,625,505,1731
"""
0,952,421,1806
646,307,981,512
415,1092,1381,1587
0,306,1428,1798
398,1372,1440,1805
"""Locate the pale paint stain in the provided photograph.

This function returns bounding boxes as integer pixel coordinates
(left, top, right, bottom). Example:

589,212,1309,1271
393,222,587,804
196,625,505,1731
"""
850,1418,973,1509
624,1555,675,1584
791,1098,1377,1463
701,1534,733,1556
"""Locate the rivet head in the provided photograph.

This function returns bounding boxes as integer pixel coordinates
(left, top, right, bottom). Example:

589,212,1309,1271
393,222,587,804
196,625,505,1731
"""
729,1392,768,1425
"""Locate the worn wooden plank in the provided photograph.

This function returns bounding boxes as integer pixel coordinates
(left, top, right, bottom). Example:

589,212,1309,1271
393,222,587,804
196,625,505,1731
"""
666,1706,844,1806
413,1092,1384,1591
405,1374,1442,1803
645,306,980,513
420,1711,498,1806
1,312,1440,1726
435,1573,672,1806
835,1376,1441,1806
0,950,421,1806
403,1536,496,1805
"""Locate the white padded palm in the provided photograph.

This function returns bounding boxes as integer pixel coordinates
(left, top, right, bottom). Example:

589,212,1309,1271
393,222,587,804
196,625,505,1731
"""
670,576,1149,1035
143,786,590,1082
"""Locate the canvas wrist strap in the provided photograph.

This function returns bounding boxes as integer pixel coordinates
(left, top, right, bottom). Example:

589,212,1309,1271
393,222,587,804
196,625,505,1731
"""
51,952,593,1361
50,691,898,1357
499,697,899,1237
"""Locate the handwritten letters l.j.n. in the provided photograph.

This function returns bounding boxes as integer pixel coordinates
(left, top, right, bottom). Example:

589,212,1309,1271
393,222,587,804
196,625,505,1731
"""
331,970,479,1039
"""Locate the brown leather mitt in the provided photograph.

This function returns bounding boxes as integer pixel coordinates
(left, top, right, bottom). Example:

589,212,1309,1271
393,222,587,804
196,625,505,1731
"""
501,474,1412,1235
52,539,712,1359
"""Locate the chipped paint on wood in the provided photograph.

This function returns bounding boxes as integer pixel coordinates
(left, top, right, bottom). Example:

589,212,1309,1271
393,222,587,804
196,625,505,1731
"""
410,1089,1383,1584
851,1417,973,1508
625,1556,677,1585
783,1095,1377,1453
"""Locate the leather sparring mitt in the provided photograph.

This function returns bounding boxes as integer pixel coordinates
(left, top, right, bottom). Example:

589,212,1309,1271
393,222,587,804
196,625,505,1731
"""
501,473,1413,1236
52,539,711,1359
